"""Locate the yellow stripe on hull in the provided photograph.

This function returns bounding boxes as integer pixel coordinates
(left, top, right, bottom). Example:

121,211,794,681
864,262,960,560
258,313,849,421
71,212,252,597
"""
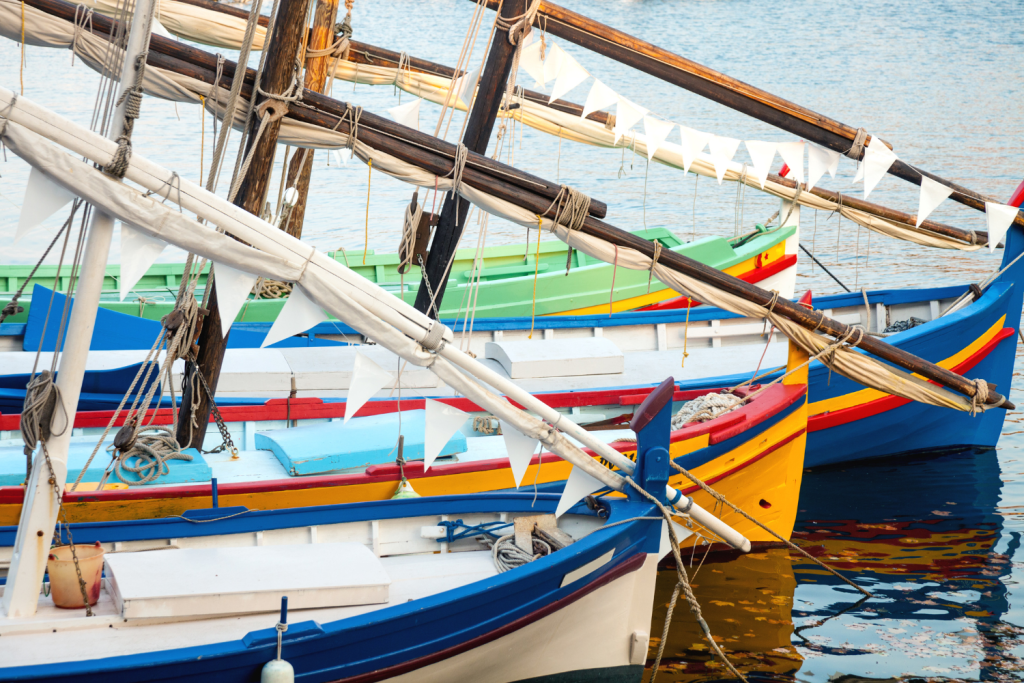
550,242,788,316
0,400,807,544
808,316,1006,417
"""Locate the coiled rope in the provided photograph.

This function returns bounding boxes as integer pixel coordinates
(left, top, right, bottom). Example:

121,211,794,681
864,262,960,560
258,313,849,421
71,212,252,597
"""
491,533,552,573
112,425,194,485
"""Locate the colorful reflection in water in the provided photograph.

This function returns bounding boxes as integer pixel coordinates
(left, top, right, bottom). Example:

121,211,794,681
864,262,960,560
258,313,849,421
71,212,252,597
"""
646,445,1024,681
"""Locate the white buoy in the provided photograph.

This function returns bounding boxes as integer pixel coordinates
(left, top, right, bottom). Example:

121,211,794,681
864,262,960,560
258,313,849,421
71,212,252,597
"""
262,596,294,683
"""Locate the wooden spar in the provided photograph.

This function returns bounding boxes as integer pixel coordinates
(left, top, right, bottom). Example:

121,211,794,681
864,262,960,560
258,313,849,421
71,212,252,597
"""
157,0,987,247
469,0,1024,230
176,0,310,449
763,172,989,246
28,0,1011,409
414,0,528,317
171,0,615,126
280,0,340,239
18,0,608,220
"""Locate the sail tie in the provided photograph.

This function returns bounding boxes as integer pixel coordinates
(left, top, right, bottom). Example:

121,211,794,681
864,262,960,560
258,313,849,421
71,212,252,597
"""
846,127,869,160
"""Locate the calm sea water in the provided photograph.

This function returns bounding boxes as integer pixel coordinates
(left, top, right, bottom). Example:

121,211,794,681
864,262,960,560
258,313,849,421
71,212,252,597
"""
2,0,1023,680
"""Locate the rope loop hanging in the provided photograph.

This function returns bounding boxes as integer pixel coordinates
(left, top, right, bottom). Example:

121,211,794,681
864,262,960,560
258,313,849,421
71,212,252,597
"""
446,142,470,196
105,50,150,178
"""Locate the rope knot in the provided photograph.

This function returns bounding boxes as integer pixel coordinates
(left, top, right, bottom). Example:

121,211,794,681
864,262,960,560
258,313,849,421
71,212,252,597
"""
847,127,868,160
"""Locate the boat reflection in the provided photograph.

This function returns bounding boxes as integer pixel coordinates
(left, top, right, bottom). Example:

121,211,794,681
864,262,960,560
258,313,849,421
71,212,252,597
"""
645,448,1024,681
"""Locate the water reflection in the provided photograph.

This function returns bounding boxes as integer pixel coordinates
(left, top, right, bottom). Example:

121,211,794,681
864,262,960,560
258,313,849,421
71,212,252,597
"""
646,449,1024,681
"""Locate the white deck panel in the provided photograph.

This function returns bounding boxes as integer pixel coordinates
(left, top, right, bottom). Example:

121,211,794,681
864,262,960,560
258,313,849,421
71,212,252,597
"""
485,337,624,379
1,550,496,666
106,543,389,619
279,345,440,391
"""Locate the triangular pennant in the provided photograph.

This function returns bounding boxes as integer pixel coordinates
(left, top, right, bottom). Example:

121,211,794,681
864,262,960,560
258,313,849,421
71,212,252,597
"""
744,140,776,189
555,465,605,517
708,135,741,184
453,66,480,108
986,202,1019,254
542,44,566,86
16,167,75,244
212,262,260,337
861,137,897,199
642,116,674,162
776,141,806,185
388,98,421,131
613,97,647,144
261,284,328,348
853,161,864,183
344,351,394,423
548,49,589,103
581,79,618,120
499,419,539,488
519,39,546,87
915,175,954,227
807,144,840,191
424,399,469,471
679,126,710,174
118,224,166,301
332,149,351,166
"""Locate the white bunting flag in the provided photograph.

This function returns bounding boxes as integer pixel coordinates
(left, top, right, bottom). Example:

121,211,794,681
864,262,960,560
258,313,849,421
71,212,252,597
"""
581,79,618,120
861,137,897,199
212,262,260,337
453,66,480,108
499,419,539,488
387,98,421,131
118,224,166,301
642,116,674,161
679,126,711,174
16,167,75,244
542,44,566,86
519,39,546,87
332,149,351,166
915,176,954,227
708,135,741,184
986,202,1019,254
807,144,841,191
613,96,647,144
424,399,469,471
344,352,394,423
548,49,589,103
776,141,806,185
853,161,864,184
555,465,605,517
744,140,776,189
261,284,328,348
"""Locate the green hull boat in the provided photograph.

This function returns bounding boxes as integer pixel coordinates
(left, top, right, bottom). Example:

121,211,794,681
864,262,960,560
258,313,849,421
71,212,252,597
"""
0,226,795,324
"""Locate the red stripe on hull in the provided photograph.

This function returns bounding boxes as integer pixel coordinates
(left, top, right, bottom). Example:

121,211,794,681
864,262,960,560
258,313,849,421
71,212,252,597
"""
638,253,797,312
808,327,1014,433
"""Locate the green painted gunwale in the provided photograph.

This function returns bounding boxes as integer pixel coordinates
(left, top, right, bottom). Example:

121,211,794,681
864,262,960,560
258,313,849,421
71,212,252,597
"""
0,225,793,323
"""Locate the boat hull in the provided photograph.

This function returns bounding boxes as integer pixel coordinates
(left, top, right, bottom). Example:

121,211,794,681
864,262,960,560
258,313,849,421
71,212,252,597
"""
0,494,665,683
0,385,807,545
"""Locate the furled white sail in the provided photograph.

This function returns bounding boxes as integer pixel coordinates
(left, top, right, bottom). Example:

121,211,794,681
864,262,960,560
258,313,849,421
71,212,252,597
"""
0,0,985,251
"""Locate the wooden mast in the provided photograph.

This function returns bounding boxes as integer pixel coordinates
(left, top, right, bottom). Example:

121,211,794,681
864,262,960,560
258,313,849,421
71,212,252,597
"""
473,0,1024,230
413,0,529,318
176,0,310,449
24,0,1011,409
280,0,343,238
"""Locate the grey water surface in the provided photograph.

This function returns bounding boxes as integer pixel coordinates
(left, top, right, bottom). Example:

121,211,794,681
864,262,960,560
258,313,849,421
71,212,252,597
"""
2,0,1024,680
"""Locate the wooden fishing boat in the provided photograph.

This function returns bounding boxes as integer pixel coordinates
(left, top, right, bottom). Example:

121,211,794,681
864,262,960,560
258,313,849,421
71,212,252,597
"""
0,483,678,681
0,224,796,324
4,241,1016,469
0,332,810,550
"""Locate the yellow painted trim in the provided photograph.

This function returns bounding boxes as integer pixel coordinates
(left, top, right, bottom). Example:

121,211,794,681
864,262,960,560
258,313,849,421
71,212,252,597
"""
550,244,785,317
808,315,1006,416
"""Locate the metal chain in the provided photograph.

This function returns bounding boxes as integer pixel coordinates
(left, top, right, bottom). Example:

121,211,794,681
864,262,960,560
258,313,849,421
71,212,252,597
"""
41,444,93,616
187,351,238,458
